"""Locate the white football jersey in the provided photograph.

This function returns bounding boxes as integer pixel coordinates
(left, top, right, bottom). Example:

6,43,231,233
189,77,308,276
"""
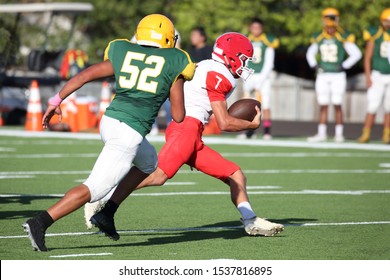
184,59,236,124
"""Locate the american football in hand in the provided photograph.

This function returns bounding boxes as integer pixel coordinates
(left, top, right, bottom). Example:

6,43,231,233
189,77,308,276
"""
228,99,261,121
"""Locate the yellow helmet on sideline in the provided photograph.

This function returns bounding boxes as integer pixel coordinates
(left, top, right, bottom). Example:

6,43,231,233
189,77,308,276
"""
380,8,390,21
135,14,176,48
322,7,340,27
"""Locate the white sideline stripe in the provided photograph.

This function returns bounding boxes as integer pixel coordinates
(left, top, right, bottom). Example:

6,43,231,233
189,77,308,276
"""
1,189,390,199
2,152,390,159
50,253,113,258
221,152,390,158
2,221,390,240
247,186,282,189
0,140,100,146
1,169,389,176
0,153,99,159
1,129,390,151
379,163,390,168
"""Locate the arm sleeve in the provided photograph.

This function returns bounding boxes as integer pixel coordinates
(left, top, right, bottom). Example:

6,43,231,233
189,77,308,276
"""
306,43,318,68
342,42,362,69
260,47,275,77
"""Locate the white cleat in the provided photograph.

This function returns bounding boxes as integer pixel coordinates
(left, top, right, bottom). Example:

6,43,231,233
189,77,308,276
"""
241,217,284,237
236,133,247,140
334,135,345,143
263,134,272,140
84,201,105,230
307,134,327,143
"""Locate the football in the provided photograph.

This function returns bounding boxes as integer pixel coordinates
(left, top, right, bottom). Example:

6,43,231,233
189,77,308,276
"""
228,99,261,121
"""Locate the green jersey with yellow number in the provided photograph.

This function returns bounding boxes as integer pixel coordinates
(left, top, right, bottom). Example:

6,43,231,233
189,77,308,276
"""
311,28,356,73
104,39,195,136
363,26,390,74
247,33,279,73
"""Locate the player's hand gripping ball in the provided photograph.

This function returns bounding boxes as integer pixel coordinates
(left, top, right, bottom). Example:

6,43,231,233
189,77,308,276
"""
228,99,261,121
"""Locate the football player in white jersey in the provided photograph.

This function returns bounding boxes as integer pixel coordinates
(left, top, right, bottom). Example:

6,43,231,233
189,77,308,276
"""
89,32,284,240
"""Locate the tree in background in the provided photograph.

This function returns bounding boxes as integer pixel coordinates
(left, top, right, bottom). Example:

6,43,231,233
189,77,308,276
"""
1,0,388,77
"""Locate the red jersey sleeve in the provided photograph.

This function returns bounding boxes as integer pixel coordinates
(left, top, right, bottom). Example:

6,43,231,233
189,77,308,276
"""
206,71,233,102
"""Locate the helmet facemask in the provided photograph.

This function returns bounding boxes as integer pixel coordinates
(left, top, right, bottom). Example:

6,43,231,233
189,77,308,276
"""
233,53,254,81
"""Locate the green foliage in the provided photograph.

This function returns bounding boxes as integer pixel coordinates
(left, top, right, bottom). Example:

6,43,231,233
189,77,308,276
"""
0,0,388,63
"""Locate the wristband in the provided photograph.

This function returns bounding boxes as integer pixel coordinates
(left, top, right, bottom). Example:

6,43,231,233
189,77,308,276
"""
49,93,63,106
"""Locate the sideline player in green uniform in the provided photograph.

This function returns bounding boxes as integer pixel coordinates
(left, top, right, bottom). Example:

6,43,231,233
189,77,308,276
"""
357,8,390,144
238,18,279,140
22,14,195,252
306,8,362,143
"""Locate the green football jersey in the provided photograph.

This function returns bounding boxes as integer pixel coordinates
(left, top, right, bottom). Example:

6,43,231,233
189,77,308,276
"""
247,33,279,73
103,39,195,136
363,26,390,74
311,28,356,73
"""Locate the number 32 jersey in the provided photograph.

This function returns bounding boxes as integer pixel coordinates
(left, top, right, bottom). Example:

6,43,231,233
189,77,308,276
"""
104,39,195,136
311,28,356,72
184,59,236,124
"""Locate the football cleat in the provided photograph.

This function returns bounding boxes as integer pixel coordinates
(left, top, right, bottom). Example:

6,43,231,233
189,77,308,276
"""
263,134,272,140
90,211,119,241
307,134,327,142
334,135,345,143
22,218,48,252
241,217,284,236
357,127,371,143
84,201,105,230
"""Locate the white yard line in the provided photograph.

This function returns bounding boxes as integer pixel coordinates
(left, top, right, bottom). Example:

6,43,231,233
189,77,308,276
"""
50,253,113,258
2,221,390,240
1,129,390,151
1,169,389,177
1,189,389,199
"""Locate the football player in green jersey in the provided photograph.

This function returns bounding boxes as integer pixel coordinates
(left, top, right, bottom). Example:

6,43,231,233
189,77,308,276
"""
358,8,390,144
306,8,362,143
238,18,279,140
22,14,195,252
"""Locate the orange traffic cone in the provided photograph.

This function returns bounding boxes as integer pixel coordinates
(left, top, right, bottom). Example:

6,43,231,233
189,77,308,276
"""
25,80,43,131
64,93,79,132
98,81,111,122
203,114,221,135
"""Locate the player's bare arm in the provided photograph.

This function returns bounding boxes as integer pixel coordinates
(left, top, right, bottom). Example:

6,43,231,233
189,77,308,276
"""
42,60,114,128
169,75,186,123
364,40,374,88
211,100,261,131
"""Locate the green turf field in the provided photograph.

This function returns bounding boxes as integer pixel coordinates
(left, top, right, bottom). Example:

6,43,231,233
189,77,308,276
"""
0,132,389,260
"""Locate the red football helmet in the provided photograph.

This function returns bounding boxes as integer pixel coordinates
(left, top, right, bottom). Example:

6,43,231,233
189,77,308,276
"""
212,32,254,80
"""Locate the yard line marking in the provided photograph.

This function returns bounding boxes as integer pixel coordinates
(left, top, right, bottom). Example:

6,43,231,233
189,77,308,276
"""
1,169,389,177
3,221,390,240
246,186,282,189
0,175,35,179
2,189,389,199
3,153,98,159
221,152,390,158
50,253,112,258
0,147,15,152
164,182,196,186
0,153,99,159
379,163,390,168
1,129,390,151
0,140,101,146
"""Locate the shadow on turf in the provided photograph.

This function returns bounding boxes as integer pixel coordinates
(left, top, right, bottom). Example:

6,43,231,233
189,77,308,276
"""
54,219,318,251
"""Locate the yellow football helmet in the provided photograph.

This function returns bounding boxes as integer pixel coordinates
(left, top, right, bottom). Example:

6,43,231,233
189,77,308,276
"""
135,14,176,48
322,7,340,27
380,8,390,21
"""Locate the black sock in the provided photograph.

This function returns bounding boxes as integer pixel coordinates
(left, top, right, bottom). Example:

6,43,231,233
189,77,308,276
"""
102,200,119,217
37,211,54,229
246,130,254,138
264,126,271,135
